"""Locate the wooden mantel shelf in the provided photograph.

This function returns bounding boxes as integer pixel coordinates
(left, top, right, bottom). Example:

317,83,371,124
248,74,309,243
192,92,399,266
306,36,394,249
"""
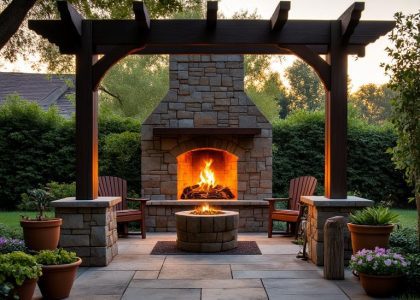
153,128,261,136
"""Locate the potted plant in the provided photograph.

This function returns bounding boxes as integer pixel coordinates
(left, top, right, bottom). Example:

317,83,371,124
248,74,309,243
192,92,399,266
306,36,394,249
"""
0,251,42,300
20,188,62,251
36,249,82,299
350,247,409,297
347,206,398,253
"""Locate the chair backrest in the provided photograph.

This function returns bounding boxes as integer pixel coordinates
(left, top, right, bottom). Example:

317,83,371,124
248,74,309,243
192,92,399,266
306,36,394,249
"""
288,176,317,210
98,176,127,210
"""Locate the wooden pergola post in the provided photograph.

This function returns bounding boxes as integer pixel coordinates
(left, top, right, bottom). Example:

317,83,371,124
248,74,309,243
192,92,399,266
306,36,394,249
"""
75,20,98,199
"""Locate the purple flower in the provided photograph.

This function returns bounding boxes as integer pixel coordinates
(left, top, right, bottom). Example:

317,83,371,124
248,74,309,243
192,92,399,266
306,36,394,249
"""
357,259,363,265
384,259,392,266
366,255,373,262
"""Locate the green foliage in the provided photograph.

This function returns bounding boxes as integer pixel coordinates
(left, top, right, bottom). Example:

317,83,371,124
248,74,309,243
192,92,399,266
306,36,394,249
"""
349,248,408,276
0,224,22,239
100,132,141,195
349,83,396,124
349,206,399,225
390,227,419,254
405,253,420,293
45,181,76,200
0,251,42,286
0,95,75,209
36,248,78,265
272,110,412,204
19,188,51,220
382,12,419,235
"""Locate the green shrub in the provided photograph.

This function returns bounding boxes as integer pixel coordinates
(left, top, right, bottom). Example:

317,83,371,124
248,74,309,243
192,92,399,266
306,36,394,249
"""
100,131,141,195
0,224,22,239
390,227,419,254
349,206,399,225
36,249,78,265
405,253,420,293
272,110,412,205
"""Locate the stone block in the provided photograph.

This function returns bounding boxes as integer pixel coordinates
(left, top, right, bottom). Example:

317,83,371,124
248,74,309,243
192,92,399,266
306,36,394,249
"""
186,216,201,233
194,112,217,126
91,226,107,246
61,214,84,229
214,217,226,232
201,242,222,252
60,235,90,247
179,119,194,127
222,229,237,242
239,116,257,128
222,240,238,251
200,217,214,233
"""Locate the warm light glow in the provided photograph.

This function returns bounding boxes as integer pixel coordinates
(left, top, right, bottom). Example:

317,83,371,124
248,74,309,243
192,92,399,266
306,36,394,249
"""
191,203,223,215
197,159,216,191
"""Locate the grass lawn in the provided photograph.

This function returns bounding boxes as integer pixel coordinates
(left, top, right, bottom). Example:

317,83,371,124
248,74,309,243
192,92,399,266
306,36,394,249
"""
391,208,418,229
0,211,45,230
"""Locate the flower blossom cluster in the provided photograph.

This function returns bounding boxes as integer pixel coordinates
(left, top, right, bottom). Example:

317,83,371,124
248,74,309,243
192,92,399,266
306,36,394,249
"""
349,247,409,276
0,237,26,254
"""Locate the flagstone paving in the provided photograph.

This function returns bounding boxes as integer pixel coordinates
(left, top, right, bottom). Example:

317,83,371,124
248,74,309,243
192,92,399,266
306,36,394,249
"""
33,233,394,300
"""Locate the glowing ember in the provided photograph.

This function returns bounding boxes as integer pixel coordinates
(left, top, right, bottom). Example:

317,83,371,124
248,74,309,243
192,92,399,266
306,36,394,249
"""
191,203,224,215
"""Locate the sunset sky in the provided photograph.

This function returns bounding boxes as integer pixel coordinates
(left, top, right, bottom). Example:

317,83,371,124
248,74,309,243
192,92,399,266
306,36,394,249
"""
1,0,418,92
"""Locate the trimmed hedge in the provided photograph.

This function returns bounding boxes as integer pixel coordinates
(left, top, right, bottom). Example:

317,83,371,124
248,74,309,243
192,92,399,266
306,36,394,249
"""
272,111,411,204
0,98,411,209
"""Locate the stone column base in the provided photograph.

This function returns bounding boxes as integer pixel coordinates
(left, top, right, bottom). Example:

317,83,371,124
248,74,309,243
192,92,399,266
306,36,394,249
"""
51,197,121,267
301,196,373,266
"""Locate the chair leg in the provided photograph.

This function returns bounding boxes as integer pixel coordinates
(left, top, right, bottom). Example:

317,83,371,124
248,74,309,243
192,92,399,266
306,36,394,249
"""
141,219,146,239
123,223,129,236
268,217,273,238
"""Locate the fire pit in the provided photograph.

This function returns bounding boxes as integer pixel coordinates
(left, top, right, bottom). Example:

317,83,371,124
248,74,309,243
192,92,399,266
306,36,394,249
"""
175,204,239,252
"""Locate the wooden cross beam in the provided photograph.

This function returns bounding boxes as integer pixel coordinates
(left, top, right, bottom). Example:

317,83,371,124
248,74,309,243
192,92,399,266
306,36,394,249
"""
206,1,218,30
339,2,365,41
133,1,150,31
57,0,83,37
270,1,290,31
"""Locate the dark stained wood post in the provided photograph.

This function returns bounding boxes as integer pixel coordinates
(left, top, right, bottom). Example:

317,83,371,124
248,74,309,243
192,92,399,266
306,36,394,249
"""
76,20,99,199
324,20,348,199
324,216,345,279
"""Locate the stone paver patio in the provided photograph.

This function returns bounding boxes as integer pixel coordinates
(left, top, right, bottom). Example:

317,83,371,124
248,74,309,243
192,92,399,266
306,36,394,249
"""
34,233,389,300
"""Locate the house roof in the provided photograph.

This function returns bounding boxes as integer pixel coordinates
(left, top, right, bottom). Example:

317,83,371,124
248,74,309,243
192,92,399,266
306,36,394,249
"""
0,72,75,117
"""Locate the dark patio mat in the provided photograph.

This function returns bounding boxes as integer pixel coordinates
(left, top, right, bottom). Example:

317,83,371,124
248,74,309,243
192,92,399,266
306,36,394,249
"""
151,241,261,255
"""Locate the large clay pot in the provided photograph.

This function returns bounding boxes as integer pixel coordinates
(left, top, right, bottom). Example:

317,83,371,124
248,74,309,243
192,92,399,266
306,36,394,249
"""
38,257,82,299
359,273,403,297
347,223,394,253
20,218,62,251
14,278,37,300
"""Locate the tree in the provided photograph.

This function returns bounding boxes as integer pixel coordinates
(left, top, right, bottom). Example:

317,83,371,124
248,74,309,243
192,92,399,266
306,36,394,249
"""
349,83,396,124
383,11,420,239
284,59,325,112
0,0,203,72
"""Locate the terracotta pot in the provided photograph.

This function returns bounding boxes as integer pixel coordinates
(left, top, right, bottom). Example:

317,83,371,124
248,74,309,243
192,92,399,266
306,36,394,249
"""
359,273,403,297
14,278,37,300
347,223,394,253
20,218,62,251
38,257,82,300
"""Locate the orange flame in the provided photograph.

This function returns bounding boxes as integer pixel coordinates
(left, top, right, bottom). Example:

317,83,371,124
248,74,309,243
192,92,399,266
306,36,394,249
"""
197,159,216,191
191,203,223,215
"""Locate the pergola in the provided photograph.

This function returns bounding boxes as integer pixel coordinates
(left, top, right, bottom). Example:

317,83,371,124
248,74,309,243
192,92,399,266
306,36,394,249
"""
29,0,394,201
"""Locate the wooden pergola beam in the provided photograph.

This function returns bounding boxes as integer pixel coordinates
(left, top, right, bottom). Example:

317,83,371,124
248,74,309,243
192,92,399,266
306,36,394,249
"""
339,2,365,40
270,1,290,31
57,0,83,37
206,1,218,30
133,1,150,31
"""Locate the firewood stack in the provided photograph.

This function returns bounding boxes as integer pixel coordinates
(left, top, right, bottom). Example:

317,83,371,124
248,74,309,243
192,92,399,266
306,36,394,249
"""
180,184,235,199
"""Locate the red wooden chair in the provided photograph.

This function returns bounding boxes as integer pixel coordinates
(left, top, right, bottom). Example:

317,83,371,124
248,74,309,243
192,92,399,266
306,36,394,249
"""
98,176,148,239
266,176,317,238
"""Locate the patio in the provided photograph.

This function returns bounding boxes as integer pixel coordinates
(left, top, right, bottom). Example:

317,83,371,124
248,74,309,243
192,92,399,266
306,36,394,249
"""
33,233,376,300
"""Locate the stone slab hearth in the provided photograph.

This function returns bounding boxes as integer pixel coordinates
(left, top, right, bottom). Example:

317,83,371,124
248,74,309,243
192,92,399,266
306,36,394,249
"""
146,200,268,232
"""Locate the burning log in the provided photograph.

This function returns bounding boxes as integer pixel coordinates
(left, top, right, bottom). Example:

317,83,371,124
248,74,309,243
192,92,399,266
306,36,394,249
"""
181,184,235,199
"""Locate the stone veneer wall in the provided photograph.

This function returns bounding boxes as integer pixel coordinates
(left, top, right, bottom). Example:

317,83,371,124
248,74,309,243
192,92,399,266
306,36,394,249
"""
141,54,272,200
301,196,373,266
53,197,120,267
146,200,268,232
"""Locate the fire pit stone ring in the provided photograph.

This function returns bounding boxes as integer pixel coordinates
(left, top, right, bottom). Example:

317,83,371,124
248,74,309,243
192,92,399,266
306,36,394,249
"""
175,210,239,252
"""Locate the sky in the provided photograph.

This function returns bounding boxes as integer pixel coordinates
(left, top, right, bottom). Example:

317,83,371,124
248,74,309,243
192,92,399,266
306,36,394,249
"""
1,0,418,92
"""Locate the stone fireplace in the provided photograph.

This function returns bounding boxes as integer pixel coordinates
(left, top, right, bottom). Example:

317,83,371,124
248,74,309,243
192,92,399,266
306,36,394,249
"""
142,54,272,232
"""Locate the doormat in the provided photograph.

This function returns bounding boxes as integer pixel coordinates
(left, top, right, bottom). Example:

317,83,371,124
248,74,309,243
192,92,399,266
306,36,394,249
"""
151,241,261,255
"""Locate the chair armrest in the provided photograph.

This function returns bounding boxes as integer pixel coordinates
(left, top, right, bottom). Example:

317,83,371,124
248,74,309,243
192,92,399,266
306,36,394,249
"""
126,198,149,211
264,198,291,212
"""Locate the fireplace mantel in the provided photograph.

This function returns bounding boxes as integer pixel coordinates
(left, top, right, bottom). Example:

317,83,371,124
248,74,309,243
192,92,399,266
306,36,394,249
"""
153,128,261,136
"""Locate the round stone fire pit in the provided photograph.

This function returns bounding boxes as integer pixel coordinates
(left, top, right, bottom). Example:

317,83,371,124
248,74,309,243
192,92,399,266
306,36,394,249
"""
175,210,239,252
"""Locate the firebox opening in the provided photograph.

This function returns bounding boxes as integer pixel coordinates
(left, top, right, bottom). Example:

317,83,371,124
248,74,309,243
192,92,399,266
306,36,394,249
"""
177,148,238,200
